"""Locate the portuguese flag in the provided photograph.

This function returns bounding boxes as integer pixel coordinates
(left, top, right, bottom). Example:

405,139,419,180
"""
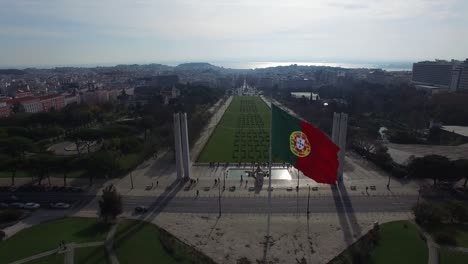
271,104,340,184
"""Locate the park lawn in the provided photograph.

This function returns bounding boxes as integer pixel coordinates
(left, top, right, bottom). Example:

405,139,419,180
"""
430,224,468,247
0,170,30,178
439,248,468,264
331,220,428,264
370,221,428,264
113,219,215,264
25,253,64,264
0,217,110,263
74,246,110,264
118,153,142,172
198,96,271,163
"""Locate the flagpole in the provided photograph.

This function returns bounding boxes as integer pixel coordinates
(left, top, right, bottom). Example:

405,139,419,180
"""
267,89,273,239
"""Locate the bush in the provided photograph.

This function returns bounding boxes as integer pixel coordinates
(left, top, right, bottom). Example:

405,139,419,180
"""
413,202,448,227
0,209,23,223
434,232,457,246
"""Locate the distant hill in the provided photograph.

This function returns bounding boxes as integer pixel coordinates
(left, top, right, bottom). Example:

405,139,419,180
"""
175,63,221,71
0,69,26,75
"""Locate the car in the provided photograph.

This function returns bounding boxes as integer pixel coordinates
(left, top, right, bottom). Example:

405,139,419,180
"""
0,202,9,209
24,203,40,210
9,202,25,209
49,202,71,209
134,206,148,214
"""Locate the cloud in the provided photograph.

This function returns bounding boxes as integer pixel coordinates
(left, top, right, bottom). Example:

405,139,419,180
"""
0,0,467,65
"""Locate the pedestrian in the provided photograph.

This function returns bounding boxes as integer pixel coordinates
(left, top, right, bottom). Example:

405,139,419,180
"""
246,180,248,186
156,181,159,187
196,190,199,196
151,182,154,188
197,177,199,183
241,175,243,182
215,179,217,185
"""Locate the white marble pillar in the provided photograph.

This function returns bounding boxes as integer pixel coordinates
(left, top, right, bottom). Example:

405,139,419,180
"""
173,113,183,179
180,113,191,179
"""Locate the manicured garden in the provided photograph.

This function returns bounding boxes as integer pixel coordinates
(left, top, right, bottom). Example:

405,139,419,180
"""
0,217,214,264
429,223,468,247
113,219,215,264
198,96,270,162
439,248,468,264
330,220,428,264
74,246,109,264
369,221,427,264
0,217,109,263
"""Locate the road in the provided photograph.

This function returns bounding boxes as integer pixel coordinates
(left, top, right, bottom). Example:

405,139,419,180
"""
1,191,417,214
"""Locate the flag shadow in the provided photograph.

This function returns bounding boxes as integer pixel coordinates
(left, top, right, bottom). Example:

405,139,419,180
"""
331,183,362,245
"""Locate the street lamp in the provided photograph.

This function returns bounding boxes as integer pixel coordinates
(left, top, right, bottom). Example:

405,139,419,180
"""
417,186,421,205
307,185,310,218
223,170,226,191
218,177,222,218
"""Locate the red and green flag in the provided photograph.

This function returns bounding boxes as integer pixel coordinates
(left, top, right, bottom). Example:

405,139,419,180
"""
271,104,340,184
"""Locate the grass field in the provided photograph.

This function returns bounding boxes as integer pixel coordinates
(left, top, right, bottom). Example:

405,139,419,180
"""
439,248,468,264
0,217,110,263
331,220,428,264
429,224,468,247
25,253,64,264
74,246,109,264
113,219,215,264
198,96,270,162
370,221,428,264
0,217,214,264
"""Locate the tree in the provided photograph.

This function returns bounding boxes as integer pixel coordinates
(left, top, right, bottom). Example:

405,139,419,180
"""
85,151,118,185
98,184,122,224
447,201,468,223
27,154,58,185
452,159,468,188
408,155,452,186
0,137,35,185
412,202,448,227
140,116,154,141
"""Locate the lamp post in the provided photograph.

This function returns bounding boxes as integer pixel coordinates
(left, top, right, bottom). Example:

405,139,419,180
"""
307,185,310,218
223,170,226,191
218,178,221,218
417,186,421,205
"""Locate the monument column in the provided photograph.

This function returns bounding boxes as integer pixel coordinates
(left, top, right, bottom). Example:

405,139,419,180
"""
180,113,191,179
173,113,183,178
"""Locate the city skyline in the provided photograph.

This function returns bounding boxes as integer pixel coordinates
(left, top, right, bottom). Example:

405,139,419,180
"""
1,0,468,67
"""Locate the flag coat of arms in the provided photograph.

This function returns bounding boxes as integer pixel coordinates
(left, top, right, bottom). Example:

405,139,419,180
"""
271,104,340,184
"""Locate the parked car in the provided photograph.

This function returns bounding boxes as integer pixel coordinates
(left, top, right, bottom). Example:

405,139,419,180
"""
134,206,148,214
0,202,9,209
9,202,25,209
24,203,40,210
49,203,71,209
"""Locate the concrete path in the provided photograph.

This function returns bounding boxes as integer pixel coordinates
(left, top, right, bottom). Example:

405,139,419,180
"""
105,223,120,264
425,232,439,264
64,243,75,264
8,249,59,264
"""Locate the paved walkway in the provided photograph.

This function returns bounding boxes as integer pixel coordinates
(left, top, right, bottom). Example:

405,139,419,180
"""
7,225,116,264
106,223,120,264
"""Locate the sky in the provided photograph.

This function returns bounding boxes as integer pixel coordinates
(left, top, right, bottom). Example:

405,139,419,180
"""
1,0,467,68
